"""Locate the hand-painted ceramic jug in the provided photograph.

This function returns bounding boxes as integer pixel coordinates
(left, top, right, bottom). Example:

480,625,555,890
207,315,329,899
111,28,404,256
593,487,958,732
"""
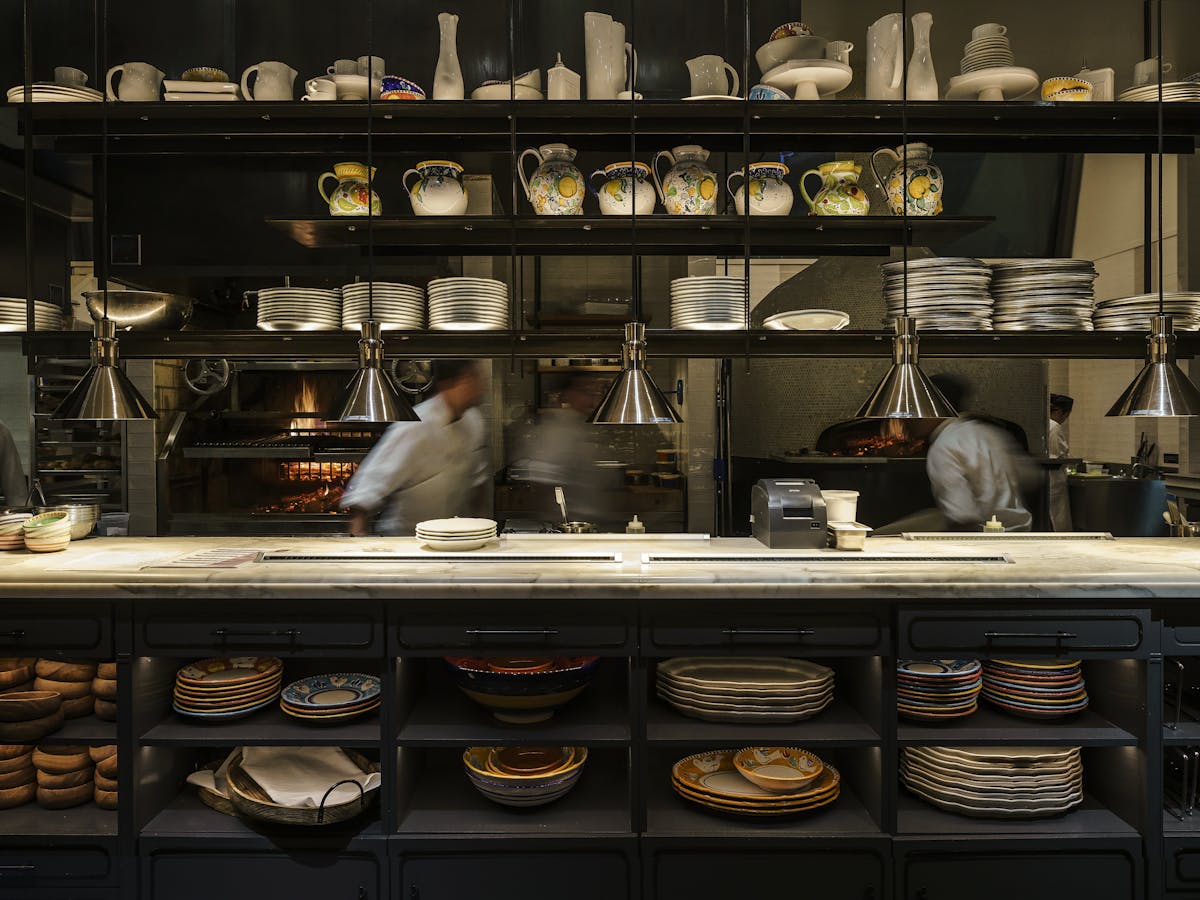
800,160,870,216
727,162,793,216
518,144,584,215
870,142,944,216
591,161,656,215
652,145,719,215
403,160,468,216
318,162,382,217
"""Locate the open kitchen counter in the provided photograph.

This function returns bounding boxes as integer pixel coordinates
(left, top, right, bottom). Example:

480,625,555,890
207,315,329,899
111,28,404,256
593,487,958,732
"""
1,534,1199,600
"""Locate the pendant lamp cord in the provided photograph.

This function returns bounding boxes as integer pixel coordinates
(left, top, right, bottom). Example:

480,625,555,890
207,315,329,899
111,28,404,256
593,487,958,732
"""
100,0,108,326
366,0,374,325
1156,0,1164,318
901,0,909,320
630,2,637,326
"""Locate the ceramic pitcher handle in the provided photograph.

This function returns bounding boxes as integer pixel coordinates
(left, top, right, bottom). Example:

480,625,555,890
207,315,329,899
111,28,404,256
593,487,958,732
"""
651,150,673,204
888,20,903,90
624,43,637,93
317,172,337,207
726,169,744,200
869,147,899,192
240,65,259,101
516,148,541,202
723,62,740,99
799,169,822,212
401,168,421,196
105,65,124,102
589,169,608,196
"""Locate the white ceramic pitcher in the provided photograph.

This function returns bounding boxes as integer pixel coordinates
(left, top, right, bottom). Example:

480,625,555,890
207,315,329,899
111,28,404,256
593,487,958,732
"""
105,62,164,101
241,61,297,101
584,11,635,99
866,13,903,101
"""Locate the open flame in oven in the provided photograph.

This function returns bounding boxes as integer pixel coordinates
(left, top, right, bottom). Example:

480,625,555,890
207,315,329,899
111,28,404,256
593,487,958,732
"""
289,376,325,432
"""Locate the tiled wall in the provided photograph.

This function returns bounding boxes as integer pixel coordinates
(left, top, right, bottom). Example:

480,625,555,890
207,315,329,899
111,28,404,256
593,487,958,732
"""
0,338,30,478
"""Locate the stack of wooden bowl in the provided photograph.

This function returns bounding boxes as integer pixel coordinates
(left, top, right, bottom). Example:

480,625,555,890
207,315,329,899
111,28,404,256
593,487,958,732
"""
0,511,31,549
34,659,97,719
91,745,117,810
0,684,64,743
32,744,94,809
92,662,118,722
0,658,36,695
0,744,35,808
21,511,72,552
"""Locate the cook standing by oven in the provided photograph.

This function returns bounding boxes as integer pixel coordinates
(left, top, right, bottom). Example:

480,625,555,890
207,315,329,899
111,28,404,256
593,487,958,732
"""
341,360,490,536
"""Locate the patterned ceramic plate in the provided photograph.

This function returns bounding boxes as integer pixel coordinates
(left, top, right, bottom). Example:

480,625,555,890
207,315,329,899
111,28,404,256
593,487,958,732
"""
672,777,839,812
176,656,283,688
732,746,824,792
897,660,982,678
280,673,381,709
672,749,839,802
173,693,277,720
658,657,833,691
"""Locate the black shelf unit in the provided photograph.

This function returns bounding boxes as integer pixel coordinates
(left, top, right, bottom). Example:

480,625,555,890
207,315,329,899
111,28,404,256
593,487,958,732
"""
140,705,381,747
898,706,1138,747
646,695,880,747
37,713,118,745
895,790,1138,837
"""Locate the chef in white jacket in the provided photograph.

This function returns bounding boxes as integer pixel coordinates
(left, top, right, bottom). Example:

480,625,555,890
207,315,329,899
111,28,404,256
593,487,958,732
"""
1047,393,1073,530
341,360,490,536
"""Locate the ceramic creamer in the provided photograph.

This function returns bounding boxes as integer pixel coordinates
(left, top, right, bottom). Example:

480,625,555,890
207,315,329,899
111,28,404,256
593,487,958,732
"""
318,162,381,217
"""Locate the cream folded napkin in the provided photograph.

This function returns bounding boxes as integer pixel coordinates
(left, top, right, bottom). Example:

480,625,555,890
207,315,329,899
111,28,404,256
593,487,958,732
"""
239,745,381,808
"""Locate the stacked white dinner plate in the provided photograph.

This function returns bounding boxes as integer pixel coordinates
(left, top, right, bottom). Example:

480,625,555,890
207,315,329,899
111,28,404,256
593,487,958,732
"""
0,297,63,332
426,277,509,331
1119,82,1200,102
762,309,850,331
959,32,1015,74
881,257,993,331
989,259,1097,331
901,745,1084,819
656,657,835,723
1092,292,1200,331
341,282,426,331
416,517,498,551
6,82,103,103
256,287,341,331
669,276,748,331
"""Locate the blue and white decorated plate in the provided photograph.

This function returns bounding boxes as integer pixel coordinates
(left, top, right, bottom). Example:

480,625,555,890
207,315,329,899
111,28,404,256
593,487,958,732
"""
280,673,381,710
897,659,982,678
173,693,277,721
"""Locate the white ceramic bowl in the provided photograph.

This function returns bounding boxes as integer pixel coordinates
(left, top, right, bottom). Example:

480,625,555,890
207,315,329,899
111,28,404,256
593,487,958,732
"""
755,35,829,75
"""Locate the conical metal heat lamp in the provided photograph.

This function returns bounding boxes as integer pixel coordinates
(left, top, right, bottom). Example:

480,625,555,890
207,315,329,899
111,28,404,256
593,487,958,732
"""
589,322,683,425
857,316,957,419
332,321,419,423
1107,315,1200,417
53,318,157,420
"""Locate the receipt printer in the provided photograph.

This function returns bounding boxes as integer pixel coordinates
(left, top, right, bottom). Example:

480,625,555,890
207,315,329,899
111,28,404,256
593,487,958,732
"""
750,479,828,549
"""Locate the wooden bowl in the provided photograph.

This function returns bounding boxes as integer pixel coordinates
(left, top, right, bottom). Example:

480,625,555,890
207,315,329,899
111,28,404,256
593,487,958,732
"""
31,747,90,774
94,698,117,721
34,660,97,682
0,691,62,722
0,709,63,742
0,666,33,690
37,766,93,789
94,786,118,810
97,662,117,680
96,754,118,779
0,658,36,671
94,771,117,792
0,781,35,809
62,695,95,719
0,767,34,789
32,677,92,700
91,677,117,700
0,743,34,760
37,781,93,809
0,680,35,696
0,751,33,774
88,745,116,764
33,743,88,755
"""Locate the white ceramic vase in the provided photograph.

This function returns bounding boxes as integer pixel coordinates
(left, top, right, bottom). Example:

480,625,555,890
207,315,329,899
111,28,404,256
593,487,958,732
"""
906,12,938,101
433,12,464,100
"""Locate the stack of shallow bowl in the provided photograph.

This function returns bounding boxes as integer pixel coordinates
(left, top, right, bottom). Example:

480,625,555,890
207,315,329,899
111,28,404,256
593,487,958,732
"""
462,745,587,807
445,656,600,724
91,745,118,810
671,747,840,817
426,277,509,330
0,658,36,695
92,661,118,722
256,287,341,331
656,657,834,723
34,504,99,540
670,276,748,330
22,511,72,553
0,742,36,809
34,659,98,720
340,282,426,331
280,673,381,725
416,517,497,551
173,656,283,722
0,513,31,550
0,688,63,745
0,298,63,332
896,659,982,722
32,744,94,809
981,659,1088,719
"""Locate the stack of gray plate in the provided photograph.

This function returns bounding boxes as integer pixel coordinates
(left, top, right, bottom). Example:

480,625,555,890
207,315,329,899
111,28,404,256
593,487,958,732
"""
256,287,342,331
1119,82,1200,102
881,258,993,331
989,260,1096,331
0,297,62,333
1092,292,1200,331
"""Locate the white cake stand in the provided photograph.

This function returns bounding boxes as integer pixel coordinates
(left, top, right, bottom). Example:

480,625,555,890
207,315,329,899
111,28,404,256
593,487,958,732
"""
945,67,1039,101
762,60,852,100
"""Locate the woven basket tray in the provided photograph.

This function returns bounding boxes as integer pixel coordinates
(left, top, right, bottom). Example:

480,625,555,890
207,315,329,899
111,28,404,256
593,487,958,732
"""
225,748,379,826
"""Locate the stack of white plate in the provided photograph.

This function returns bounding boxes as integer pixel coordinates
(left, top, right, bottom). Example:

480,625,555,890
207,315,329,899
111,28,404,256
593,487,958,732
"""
416,517,498,551
0,298,62,333
256,287,341,331
881,258,993,331
670,276,747,330
656,657,834,723
762,309,850,331
989,259,1096,331
6,82,103,103
959,33,1014,74
341,282,425,331
1092,292,1200,331
426,278,508,331
1119,82,1200,102
901,745,1084,819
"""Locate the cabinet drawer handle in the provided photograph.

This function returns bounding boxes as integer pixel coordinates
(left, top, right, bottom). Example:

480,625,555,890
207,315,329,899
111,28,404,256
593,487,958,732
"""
0,630,26,643
983,630,1077,643
211,627,301,645
463,628,560,638
721,628,816,638
0,866,35,871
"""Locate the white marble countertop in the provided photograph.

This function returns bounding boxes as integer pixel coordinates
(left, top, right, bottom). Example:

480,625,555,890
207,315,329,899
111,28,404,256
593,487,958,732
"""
0,534,1199,600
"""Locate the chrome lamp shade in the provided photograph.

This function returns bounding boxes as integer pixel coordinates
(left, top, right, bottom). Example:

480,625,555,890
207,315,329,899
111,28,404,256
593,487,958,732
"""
588,322,683,425
857,317,957,419
1107,315,1200,417
332,321,419,423
53,319,157,420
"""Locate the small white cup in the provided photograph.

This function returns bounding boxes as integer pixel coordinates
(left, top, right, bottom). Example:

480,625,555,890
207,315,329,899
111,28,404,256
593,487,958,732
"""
1133,57,1173,87
971,23,1007,40
54,66,88,87
327,59,356,76
825,41,854,65
303,77,337,101
357,55,385,79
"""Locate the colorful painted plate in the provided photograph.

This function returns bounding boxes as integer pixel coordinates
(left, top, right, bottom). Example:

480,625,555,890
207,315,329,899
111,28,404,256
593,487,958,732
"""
280,673,380,710
657,657,833,691
672,749,838,802
898,660,982,678
173,694,276,721
732,747,824,792
176,656,282,688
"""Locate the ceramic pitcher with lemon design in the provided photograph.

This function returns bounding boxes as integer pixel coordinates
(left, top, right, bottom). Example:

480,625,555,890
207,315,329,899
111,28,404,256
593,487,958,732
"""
870,142,943,216
318,162,382,217
653,145,719,215
727,161,793,216
591,161,656,215
800,160,870,216
518,144,584,215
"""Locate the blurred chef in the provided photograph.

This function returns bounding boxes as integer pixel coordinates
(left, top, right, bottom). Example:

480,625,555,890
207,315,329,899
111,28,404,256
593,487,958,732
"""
1048,393,1074,530
341,359,490,536
0,418,26,507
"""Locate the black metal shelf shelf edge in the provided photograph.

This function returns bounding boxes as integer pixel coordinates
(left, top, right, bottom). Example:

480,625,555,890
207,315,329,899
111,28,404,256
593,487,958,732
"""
26,329,1192,362
265,215,993,253
897,706,1138,747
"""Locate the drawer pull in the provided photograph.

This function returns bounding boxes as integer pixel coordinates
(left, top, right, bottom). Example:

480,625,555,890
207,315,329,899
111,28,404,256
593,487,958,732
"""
463,628,560,638
983,630,1077,644
211,627,302,646
721,628,816,638
0,865,35,871
0,630,25,643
